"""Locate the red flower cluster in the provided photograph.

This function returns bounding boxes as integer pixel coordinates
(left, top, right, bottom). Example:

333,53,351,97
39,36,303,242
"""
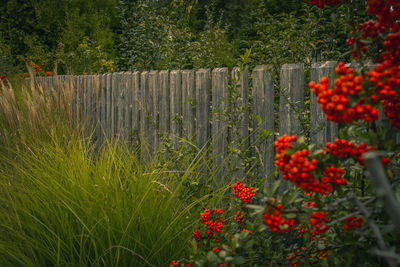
234,211,243,223
263,204,296,234
308,0,342,9
325,139,375,165
309,63,379,123
344,216,363,231
309,212,330,236
45,71,53,77
233,181,255,204
200,209,224,238
0,75,7,81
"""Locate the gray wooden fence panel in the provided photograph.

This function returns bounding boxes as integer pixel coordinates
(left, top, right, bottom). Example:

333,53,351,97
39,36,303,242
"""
232,67,250,144
310,61,338,146
252,65,275,180
195,69,211,151
140,71,150,152
279,64,305,136
131,72,140,142
279,63,304,191
182,70,195,139
93,75,101,141
117,72,127,138
149,70,159,154
170,70,182,148
124,72,132,140
159,70,170,136
105,73,112,138
212,68,229,178
100,74,107,143
111,72,119,137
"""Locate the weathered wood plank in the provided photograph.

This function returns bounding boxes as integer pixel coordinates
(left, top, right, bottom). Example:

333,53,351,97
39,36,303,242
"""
252,65,275,180
195,69,211,152
310,61,338,146
131,72,140,143
170,70,182,148
140,71,150,153
212,68,229,180
279,64,305,136
182,69,195,139
159,70,170,136
279,63,305,190
100,74,107,143
149,70,159,154
105,73,112,139
124,72,132,139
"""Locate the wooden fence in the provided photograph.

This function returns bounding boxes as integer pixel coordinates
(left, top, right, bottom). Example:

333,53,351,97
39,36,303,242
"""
33,61,340,178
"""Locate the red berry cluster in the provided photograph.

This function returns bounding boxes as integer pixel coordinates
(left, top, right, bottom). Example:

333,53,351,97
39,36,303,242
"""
200,209,224,238
232,181,255,204
170,261,191,267
344,216,363,231
322,166,347,187
234,211,243,223
28,61,41,72
309,63,379,123
308,0,342,9
309,212,330,237
325,139,375,165
192,229,200,241
263,203,296,234
275,135,347,194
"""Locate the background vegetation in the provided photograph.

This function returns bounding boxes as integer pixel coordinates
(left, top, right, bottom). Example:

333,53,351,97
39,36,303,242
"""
0,0,359,77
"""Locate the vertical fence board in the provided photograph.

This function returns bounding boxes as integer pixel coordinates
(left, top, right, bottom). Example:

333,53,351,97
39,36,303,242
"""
100,74,107,143
212,68,229,180
111,73,119,138
170,70,182,148
252,65,275,180
93,75,101,141
279,64,304,190
159,70,170,136
105,73,112,138
182,70,195,139
149,70,159,154
230,67,250,179
195,69,211,151
279,64,305,135
124,72,132,139
310,61,338,146
131,72,140,143
140,71,150,153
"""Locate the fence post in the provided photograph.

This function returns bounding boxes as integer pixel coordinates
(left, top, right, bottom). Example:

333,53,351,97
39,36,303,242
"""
195,69,211,152
279,63,305,191
310,61,338,146
149,70,159,154
182,70,196,140
159,70,170,137
105,73,112,139
212,68,229,181
231,67,250,179
252,65,275,182
131,72,140,144
170,70,182,148
100,74,107,144
140,71,150,155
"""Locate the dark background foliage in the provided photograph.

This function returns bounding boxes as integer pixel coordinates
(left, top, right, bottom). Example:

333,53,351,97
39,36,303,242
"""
0,0,359,76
